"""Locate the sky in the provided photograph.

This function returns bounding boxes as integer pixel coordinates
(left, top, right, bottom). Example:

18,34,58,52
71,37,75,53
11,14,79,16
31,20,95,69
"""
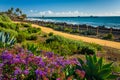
0,0,120,17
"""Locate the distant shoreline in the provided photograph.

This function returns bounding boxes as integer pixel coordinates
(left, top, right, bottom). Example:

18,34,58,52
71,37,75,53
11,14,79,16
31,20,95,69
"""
27,16,120,18
27,17,120,29
22,19,120,36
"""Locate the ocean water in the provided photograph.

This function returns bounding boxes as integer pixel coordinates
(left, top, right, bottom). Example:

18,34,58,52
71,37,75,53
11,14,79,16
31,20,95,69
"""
27,17,120,29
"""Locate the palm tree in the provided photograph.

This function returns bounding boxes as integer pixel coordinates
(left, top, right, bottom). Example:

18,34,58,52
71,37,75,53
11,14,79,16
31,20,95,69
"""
10,7,14,14
15,8,20,16
7,9,12,14
19,10,22,15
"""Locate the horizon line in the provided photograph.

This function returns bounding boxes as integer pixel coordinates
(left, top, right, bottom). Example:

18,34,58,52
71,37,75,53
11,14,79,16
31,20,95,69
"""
28,16,120,17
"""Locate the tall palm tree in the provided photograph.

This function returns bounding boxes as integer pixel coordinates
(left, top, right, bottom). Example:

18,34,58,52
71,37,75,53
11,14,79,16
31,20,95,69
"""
7,9,12,14
10,7,14,14
15,8,20,16
19,10,22,15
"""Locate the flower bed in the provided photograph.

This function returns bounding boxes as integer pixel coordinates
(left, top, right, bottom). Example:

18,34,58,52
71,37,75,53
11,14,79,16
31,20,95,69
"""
0,48,84,80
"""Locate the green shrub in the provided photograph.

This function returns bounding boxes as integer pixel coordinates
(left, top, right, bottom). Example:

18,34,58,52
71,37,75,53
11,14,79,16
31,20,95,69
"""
16,23,22,30
103,33,114,40
77,55,118,80
48,32,54,36
0,14,11,22
0,22,18,30
43,34,48,37
26,34,38,40
80,30,96,35
54,26,64,31
46,41,72,56
64,27,72,33
0,42,4,48
80,46,97,55
45,24,51,27
16,32,26,43
88,43,102,51
72,29,79,33
46,35,67,43
22,43,38,55
46,35,99,55
27,27,41,33
0,27,18,36
21,23,32,28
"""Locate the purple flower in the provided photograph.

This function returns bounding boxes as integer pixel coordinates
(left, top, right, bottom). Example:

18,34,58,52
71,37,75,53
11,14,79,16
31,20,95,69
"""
18,48,24,53
28,53,34,57
45,52,54,58
0,63,4,67
56,78,61,80
10,78,17,80
35,69,46,76
12,58,20,64
21,60,26,64
0,47,81,79
23,69,29,75
14,67,22,75
1,51,13,60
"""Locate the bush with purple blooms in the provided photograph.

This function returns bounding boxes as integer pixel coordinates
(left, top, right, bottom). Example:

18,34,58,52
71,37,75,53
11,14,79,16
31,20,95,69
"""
0,48,85,80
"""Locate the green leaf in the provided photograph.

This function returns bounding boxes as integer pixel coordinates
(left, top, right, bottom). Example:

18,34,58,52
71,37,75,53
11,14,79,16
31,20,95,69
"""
102,62,113,69
107,74,119,79
98,68,111,79
93,54,97,63
77,58,84,65
97,57,103,69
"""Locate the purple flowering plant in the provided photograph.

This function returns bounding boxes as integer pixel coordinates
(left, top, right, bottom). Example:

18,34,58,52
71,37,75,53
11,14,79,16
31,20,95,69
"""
0,47,85,80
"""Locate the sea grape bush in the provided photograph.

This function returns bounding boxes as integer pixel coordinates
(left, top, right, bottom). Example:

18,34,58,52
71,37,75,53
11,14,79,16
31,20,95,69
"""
0,48,85,80
27,27,41,34
48,32,54,36
103,33,114,40
26,34,38,40
21,23,32,28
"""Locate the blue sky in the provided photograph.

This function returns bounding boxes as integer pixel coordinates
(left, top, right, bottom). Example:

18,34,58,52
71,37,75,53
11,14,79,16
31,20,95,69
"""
0,0,120,16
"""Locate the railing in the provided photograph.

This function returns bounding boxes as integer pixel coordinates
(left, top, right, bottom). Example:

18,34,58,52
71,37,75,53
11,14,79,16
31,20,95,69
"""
20,20,120,35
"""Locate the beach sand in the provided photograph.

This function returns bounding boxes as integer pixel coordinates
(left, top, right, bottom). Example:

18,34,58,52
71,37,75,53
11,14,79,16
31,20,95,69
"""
14,21,120,49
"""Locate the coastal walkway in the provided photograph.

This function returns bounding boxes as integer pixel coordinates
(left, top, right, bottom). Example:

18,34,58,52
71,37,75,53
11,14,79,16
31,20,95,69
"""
14,21,120,49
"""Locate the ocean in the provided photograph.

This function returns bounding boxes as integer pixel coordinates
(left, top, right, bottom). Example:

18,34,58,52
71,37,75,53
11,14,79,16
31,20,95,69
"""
27,17,120,29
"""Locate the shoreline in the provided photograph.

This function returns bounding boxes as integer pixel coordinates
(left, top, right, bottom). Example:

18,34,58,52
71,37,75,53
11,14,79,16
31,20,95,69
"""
15,19,120,42
25,19,120,35
14,21,120,49
27,17,120,30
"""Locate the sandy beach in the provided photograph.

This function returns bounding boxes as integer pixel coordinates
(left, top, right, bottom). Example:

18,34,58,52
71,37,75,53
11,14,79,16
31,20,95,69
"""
14,21,120,49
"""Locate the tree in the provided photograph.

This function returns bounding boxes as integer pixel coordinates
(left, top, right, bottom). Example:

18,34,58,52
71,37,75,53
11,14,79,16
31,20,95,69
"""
21,14,27,19
15,8,20,16
7,9,12,14
10,7,14,14
19,10,22,15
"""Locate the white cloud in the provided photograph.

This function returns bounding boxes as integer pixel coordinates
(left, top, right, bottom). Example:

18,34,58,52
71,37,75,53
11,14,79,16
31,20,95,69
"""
29,10,88,17
30,10,33,13
28,10,120,17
